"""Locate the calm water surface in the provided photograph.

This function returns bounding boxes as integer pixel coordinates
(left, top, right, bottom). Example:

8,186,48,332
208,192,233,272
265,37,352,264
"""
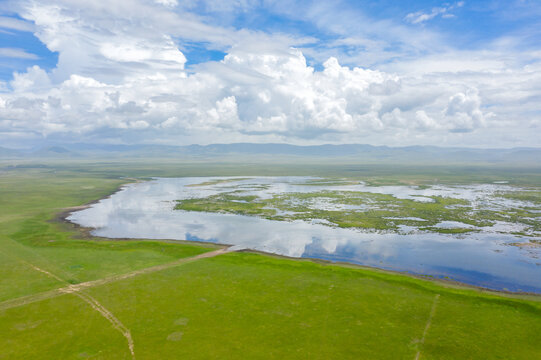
68,177,541,293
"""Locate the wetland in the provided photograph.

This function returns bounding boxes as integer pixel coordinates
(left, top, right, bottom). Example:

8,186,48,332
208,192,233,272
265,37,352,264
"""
68,176,541,293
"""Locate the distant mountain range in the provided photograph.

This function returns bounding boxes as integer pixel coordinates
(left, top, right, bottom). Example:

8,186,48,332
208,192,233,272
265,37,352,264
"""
1,143,540,166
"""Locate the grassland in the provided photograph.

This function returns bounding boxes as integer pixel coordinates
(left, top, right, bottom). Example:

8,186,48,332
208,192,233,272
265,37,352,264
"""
1,160,541,359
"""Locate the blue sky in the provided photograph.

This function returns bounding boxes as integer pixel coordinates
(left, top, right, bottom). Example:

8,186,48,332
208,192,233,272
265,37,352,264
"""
3,0,540,76
0,0,540,148
0,14,56,80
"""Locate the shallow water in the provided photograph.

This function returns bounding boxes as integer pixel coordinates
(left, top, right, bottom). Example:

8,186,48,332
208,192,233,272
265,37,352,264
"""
68,177,541,293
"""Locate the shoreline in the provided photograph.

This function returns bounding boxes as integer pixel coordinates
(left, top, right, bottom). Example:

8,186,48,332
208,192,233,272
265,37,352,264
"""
56,178,541,300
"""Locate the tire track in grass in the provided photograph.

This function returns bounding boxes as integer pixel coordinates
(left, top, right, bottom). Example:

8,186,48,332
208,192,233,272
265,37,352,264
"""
14,262,137,359
23,260,64,282
0,247,230,312
59,248,230,293
2,248,230,359
74,291,135,359
415,294,440,360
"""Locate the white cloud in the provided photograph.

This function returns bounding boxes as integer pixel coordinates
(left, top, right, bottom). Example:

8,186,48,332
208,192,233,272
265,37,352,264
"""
0,47,39,59
415,110,439,130
0,0,539,148
155,0,178,7
0,15,34,32
1,46,494,144
405,2,464,24
444,89,488,132
274,1,445,68
10,65,51,92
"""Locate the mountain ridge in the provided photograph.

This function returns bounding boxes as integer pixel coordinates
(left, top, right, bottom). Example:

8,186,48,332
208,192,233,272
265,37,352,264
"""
1,143,539,166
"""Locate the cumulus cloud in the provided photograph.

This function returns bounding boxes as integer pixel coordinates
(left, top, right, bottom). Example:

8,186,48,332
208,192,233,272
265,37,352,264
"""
10,65,51,92
444,89,487,132
0,45,490,143
0,0,539,148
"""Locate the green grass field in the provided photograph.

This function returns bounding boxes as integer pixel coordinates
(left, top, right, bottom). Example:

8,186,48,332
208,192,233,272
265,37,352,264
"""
1,161,540,359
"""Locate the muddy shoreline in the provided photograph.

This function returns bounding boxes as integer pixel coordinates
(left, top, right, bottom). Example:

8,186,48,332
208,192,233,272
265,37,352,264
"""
56,178,541,299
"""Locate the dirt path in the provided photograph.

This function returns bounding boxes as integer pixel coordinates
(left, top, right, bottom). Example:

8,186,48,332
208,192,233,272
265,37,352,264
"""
23,261,65,282
74,291,135,359
415,294,440,360
60,248,229,294
0,247,230,359
11,262,138,359
0,248,229,312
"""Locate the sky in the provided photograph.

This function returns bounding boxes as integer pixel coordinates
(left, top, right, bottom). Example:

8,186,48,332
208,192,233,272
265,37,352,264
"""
0,0,540,149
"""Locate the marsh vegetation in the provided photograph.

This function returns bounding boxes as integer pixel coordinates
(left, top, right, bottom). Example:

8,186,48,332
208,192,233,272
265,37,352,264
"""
176,177,541,238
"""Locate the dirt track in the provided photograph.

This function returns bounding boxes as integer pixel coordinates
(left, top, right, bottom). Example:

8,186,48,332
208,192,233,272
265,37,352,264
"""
0,248,229,312
0,247,230,359
414,294,440,360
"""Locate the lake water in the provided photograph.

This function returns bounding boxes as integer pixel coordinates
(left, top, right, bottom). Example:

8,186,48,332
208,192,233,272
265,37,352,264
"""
67,177,541,293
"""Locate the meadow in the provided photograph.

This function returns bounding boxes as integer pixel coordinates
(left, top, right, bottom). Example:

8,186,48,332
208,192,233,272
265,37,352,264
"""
1,159,540,359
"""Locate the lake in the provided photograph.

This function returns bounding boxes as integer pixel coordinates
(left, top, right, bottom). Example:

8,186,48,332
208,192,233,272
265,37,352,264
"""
67,177,541,293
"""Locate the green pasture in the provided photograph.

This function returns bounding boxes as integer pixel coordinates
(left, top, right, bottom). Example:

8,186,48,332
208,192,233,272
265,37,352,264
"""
1,161,540,359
